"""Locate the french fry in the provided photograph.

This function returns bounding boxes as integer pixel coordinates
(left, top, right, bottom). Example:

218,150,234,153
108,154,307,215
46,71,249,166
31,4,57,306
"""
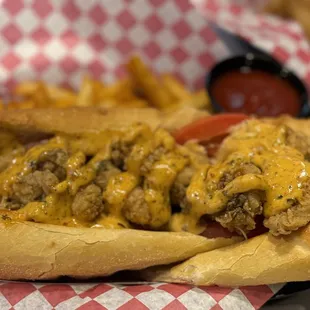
30,82,51,107
119,99,149,108
127,55,172,109
97,99,119,109
189,90,212,112
264,0,310,40
53,98,76,108
2,55,212,114
14,81,42,97
91,80,106,105
48,85,76,101
116,79,137,102
161,74,191,102
76,76,95,107
15,81,76,101
99,79,132,101
290,0,310,40
5,100,36,110
263,0,290,18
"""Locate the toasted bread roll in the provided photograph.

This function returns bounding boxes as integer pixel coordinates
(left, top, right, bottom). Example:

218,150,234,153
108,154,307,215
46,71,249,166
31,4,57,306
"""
145,224,310,286
263,115,310,138
0,221,239,280
0,106,208,140
0,107,161,137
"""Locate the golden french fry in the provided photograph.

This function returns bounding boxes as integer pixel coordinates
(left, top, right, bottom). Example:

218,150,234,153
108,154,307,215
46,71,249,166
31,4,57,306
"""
99,79,127,99
53,98,76,108
6,100,36,110
6,55,212,114
264,0,310,40
119,99,149,108
116,79,138,102
188,90,212,111
161,74,191,102
15,81,76,101
127,55,172,109
97,79,138,105
91,80,106,105
92,80,104,93
290,0,310,40
263,0,294,18
46,85,76,102
97,98,119,108
30,82,51,107
76,76,95,107
14,82,40,97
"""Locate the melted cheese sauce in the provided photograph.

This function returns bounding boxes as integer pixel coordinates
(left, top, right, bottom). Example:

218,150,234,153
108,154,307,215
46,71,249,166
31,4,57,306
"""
217,121,310,217
0,120,309,235
169,121,310,233
0,136,66,195
144,151,188,228
103,172,138,227
0,124,192,230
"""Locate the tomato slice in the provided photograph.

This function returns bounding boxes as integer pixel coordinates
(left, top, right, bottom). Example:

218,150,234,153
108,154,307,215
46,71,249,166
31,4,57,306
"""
174,113,249,145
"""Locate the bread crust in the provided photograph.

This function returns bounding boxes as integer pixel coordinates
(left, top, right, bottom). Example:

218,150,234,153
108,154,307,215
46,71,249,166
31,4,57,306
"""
0,106,208,139
0,107,161,139
263,115,310,137
0,106,224,281
2,111,310,284
145,224,310,286
0,221,239,280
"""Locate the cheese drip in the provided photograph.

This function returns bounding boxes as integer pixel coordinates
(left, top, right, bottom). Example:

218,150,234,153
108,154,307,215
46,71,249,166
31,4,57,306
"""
1,120,309,235
169,121,310,233
0,124,195,230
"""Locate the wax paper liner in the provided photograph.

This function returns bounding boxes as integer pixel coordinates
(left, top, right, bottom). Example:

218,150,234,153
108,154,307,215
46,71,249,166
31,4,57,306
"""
0,0,229,94
0,281,284,310
0,0,309,94
0,0,298,309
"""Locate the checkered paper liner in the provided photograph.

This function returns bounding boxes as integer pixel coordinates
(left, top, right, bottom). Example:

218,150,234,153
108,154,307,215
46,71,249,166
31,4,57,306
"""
0,0,230,94
0,282,283,310
0,0,309,93
0,0,301,308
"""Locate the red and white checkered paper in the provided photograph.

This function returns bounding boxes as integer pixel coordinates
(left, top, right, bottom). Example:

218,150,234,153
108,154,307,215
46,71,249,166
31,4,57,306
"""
0,0,301,308
0,0,309,93
0,0,230,93
0,282,282,310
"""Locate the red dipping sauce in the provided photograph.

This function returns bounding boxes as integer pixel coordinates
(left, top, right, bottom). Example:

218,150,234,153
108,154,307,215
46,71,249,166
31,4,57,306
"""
210,69,300,116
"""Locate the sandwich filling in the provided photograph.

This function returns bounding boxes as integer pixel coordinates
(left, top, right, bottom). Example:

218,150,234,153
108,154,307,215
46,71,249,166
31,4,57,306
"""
0,120,309,236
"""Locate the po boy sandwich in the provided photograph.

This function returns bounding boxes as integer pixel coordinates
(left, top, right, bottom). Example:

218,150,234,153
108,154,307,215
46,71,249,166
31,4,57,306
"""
1,107,310,286
145,117,310,286
0,107,236,280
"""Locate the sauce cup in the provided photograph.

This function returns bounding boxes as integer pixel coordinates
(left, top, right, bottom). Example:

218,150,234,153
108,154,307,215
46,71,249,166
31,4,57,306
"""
206,53,309,117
